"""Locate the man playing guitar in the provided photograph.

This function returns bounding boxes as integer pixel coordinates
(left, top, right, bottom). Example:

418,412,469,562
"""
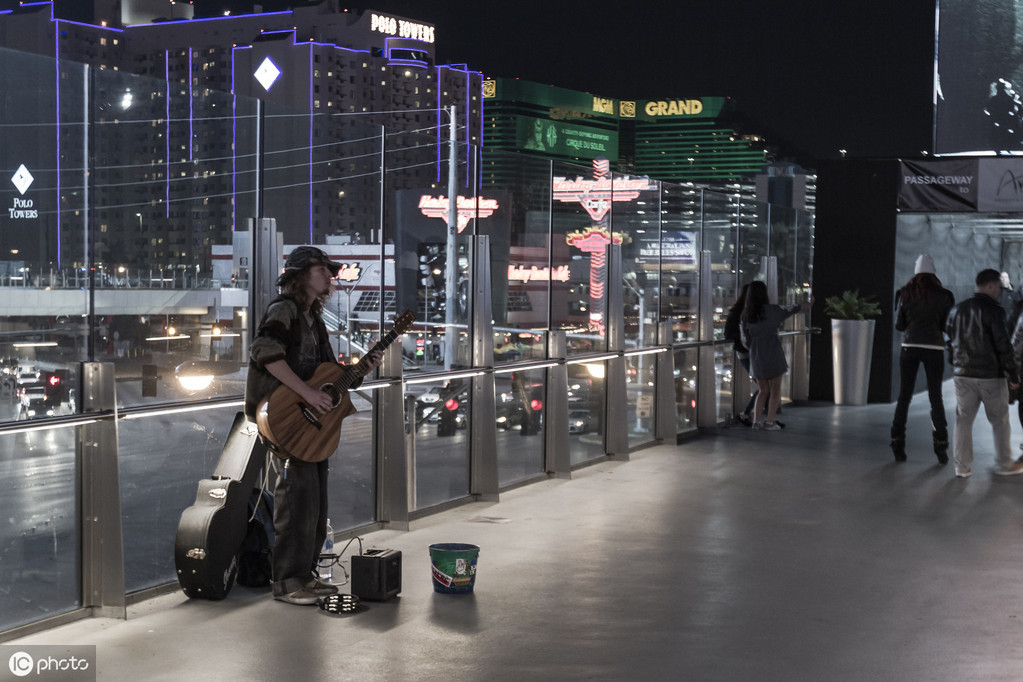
245,246,382,606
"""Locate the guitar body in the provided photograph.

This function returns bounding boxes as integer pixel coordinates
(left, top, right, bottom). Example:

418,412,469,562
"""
256,362,357,462
254,309,416,462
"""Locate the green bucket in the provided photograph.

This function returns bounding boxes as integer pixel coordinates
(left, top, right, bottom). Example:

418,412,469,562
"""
429,543,480,594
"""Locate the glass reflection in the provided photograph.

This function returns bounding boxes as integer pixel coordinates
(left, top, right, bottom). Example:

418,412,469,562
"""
568,360,606,465
325,390,375,530
406,378,471,511
674,348,699,432
496,367,546,486
118,406,237,592
626,353,657,448
0,426,79,631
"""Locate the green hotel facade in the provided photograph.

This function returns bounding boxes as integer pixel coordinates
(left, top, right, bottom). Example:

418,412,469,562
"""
482,78,774,183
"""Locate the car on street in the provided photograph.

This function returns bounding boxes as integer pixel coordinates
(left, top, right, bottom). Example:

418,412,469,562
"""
19,385,59,419
568,410,592,435
415,386,442,404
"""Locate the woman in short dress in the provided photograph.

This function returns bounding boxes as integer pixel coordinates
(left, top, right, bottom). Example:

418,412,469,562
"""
740,281,811,430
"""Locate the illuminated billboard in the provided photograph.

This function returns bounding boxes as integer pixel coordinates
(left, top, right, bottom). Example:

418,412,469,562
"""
516,116,618,161
935,0,1023,155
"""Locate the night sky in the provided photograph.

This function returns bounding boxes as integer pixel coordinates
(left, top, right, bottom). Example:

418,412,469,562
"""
9,0,940,165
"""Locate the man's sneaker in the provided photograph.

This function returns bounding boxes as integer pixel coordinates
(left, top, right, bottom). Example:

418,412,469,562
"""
273,587,320,605
761,421,782,431
307,579,338,596
736,413,753,427
955,468,972,478
994,461,1023,476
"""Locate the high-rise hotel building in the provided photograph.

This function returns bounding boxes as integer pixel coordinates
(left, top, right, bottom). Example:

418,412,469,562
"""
481,77,814,212
482,78,772,183
0,1,481,273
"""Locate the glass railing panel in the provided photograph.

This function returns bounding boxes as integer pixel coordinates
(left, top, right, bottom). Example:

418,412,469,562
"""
702,190,740,340
551,159,610,356
118,404,239,592
406,377,470,511
494,366,546,486
673,347,699,433
611,171,661,350
625,352,657,448
480,150,553,357
0,423,81,631
659,184,702,342
567,359,606,465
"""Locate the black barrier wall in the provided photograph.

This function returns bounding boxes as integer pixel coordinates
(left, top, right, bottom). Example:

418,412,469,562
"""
811,159,901,404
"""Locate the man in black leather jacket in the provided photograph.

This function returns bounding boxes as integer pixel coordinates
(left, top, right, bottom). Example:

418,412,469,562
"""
946,268,1023,478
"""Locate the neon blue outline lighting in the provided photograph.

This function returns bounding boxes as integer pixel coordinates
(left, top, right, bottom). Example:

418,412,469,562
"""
188,46,193,162
231,47,239,232
309,43,314,243
54,11,61,267
436,65,444,183
388,59,427,68
165,50,170,216
58,18,122,32
126,10,292,29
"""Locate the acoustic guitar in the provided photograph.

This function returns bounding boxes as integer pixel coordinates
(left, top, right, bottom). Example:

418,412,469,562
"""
255,309,415,462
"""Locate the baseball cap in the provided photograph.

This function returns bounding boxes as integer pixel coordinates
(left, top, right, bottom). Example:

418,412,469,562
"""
278,246,342,285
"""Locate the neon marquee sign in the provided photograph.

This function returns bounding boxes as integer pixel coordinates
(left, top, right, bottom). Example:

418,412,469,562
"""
552,177,657,221
556,158,651,332
335,263,363,283
565,227,627,306
508,264,571,283
418,195,499,232
370,14,435,43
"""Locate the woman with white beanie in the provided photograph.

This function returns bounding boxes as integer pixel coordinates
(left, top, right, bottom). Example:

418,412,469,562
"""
890,254,956,462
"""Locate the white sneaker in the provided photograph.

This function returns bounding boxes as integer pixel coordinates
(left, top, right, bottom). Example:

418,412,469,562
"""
994,461,1023,476
955,468,972,478
761,421,782,431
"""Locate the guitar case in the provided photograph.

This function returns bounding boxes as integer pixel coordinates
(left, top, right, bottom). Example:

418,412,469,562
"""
174,412,269,599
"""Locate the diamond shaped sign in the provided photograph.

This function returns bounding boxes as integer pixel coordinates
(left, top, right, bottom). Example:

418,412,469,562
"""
11,164,33,195
254,57,281,92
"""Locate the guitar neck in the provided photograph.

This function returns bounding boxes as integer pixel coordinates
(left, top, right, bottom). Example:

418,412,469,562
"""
334,328,398,393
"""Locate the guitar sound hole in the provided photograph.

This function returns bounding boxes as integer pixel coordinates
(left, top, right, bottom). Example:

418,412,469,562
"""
321,385,342,407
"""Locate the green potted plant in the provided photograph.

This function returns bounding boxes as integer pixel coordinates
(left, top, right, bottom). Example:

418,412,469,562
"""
824,290,881,405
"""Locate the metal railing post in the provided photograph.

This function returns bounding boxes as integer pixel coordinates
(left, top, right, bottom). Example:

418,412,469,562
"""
545,331,570,478
79,362,125,618
605,244,629,459
471,235,498,500
656,321,678,443
377,343,409,530
697,250,717,429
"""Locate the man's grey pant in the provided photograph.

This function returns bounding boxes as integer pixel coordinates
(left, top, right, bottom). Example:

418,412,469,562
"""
953,376,1013,472
270,456,329,596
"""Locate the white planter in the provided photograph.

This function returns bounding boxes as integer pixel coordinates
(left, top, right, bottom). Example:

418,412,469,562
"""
831,319,876,405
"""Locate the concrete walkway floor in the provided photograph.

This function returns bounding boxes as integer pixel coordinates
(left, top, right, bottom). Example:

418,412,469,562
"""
10,385,1023,681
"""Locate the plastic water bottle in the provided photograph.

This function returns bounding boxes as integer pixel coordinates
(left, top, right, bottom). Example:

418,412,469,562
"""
319,518,334,582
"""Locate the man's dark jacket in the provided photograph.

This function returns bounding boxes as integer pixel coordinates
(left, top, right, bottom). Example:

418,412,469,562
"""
946,293,1020,383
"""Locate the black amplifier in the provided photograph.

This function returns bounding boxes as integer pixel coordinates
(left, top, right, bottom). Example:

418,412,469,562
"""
351,548,402,601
